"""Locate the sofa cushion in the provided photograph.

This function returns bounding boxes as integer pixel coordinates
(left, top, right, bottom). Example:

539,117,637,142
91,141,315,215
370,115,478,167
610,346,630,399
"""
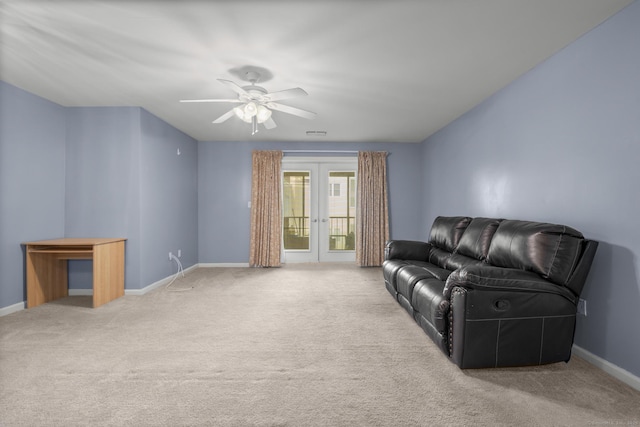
397,264,446,302
429,216,472,252
455,217,503,260
382,259,407,294
427,247,453,269
412,278,450,355
445,253,485,271
486,220,584,286
405,260,452,281
412,278,449,334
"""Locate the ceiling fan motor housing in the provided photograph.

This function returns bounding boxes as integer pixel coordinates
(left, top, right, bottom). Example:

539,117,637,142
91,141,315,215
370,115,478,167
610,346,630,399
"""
241,85,268,102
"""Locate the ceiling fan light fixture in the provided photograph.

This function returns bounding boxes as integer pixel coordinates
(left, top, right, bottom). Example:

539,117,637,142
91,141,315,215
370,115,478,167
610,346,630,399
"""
235,102,271,124
233,106,252,123
256,105,272,123
244,101,258,117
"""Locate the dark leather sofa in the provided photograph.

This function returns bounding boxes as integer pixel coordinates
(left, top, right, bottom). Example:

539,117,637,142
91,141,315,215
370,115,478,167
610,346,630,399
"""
383,216,598,369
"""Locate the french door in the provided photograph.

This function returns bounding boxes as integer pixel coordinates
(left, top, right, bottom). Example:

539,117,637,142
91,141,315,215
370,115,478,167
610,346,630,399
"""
282,157,357,263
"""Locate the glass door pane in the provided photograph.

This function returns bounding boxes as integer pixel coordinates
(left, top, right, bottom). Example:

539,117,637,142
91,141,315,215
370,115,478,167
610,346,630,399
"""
282,158,355,264
283,171,310,250
327,171,356,251
319,162,357,262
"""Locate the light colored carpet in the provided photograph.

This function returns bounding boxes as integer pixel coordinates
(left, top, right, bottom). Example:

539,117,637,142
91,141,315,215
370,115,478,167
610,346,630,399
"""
1,263,639,426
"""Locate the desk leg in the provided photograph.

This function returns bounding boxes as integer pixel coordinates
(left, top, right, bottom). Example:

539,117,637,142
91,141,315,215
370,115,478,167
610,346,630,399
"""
93,241,125,308
26,252,68,308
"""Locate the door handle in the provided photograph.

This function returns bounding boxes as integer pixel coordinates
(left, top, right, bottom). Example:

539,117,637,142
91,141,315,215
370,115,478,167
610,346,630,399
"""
312,219,318,223
321,219,328,222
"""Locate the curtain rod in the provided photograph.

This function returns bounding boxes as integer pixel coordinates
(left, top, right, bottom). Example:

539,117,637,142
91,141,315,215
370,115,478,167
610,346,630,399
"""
282,150,359,154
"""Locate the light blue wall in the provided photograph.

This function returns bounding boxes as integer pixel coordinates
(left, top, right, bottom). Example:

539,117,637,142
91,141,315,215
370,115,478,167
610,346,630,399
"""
0,88,199,304
139,110,198,285
420,1,640,377
65,107,199,290
198,140,423,263
0,82,67,308
65,107,143,289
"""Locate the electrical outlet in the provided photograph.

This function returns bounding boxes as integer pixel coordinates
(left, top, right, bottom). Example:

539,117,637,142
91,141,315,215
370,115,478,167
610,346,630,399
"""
577,299,587,316
178,249,181,258
169,252,173,261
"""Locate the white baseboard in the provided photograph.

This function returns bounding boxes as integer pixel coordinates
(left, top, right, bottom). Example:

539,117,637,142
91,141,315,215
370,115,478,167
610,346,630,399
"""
126,263,200,296
68,264,203,297
0,301,25,317
125,263,248,294
199,263,250,267
573,345,640,392
125,274,171,296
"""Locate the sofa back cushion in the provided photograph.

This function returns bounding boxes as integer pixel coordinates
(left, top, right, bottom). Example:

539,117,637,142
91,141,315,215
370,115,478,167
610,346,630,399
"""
428,248,454,268
429,216,472,253
486,220,584,286
455,217,503,261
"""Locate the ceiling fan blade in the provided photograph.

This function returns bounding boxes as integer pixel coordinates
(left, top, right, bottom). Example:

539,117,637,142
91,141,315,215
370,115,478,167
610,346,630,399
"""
263,87,308,102
267,102,316,120
218,79,250,97
212,109,236,124
180,99,243,103
263,117,277,130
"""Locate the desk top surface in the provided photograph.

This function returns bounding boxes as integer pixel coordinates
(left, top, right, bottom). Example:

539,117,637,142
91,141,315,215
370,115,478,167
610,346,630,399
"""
23,238,126,246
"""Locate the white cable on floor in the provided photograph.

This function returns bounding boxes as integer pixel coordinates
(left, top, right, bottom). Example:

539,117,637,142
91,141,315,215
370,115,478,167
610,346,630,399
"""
166,253,190,291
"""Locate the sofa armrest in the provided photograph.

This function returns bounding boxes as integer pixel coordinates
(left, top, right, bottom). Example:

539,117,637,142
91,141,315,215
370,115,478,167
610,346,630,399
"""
384,240,431,262
446,265,579,368
444,264,576,303
448,284,577,368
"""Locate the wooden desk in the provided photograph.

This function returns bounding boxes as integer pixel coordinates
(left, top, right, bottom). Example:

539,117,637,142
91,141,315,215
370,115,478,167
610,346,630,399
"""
23,238,126,308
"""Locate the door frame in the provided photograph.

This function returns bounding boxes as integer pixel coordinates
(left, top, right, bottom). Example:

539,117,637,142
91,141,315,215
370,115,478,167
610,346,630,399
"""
281,156,357,263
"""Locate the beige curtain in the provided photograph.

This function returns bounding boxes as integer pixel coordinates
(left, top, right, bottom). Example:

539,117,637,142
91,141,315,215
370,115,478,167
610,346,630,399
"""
356,151,390,266
249,150,283,267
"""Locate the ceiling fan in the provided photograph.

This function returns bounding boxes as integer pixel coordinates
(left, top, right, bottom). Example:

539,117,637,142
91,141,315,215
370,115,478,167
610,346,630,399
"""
180,71,316,135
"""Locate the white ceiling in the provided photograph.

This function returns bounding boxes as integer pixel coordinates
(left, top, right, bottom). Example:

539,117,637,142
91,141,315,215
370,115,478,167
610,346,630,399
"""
0,0,633,143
